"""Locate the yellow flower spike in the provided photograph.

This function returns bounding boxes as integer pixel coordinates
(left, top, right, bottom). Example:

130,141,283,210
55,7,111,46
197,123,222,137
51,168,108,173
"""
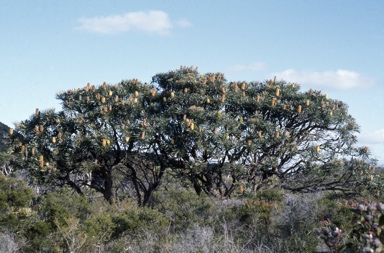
225,133,229,139
271,98,276,107
39,160,44,168
125,136,130,142
101,97,106,103
365,146,369,153
370,175,374,181
190,123,195,131
276,88,280,96
106,139,110,145
52,137,56,143
163,97,167,102
306,99,310,106
206,98,210,103
241,82,246,91
217,111,222,119
325,93,328,99
170,92,175,98
9,128,13,135
183,88,188,93
102,139,106,146
258,131,262,138
329,110,333,116
109,90,113,96
171,139,175,145
239,185,244,194
46,162,50,167
316,146,320,152
133,98,138,103
134,91,139,97
297,105,302,113
239,117,243,123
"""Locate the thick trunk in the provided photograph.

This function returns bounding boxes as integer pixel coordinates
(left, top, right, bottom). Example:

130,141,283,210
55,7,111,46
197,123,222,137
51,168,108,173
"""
103,172,114,204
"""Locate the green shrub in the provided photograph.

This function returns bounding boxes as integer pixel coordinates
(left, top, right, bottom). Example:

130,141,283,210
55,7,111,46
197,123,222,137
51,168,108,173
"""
0,175,34,232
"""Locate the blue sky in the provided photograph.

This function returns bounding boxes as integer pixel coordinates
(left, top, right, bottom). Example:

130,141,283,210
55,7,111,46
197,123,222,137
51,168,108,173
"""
1,1,383,164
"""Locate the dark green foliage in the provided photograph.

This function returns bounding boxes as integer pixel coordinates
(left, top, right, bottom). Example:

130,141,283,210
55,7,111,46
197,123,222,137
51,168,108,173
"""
0,122,11,152
0,175,34,231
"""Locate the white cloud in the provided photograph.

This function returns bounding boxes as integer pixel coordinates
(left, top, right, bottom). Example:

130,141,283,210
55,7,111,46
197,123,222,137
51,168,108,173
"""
175,19,192,28
76,11,189,35
358,129,384,145
227,62,266,73
273,69,375,90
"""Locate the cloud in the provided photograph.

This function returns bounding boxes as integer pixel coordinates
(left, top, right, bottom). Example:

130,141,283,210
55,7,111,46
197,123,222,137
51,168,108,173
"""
227,62,266,73
175,19,192,28
358,129,384,145
76,11,189,35
273,69,375,90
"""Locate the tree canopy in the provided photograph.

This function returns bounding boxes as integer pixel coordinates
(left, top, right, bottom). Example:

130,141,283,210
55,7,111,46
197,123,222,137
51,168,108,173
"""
7,67,380,204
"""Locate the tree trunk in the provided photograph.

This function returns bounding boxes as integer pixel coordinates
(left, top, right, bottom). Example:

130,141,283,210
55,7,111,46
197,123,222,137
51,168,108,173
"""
103,172,114,204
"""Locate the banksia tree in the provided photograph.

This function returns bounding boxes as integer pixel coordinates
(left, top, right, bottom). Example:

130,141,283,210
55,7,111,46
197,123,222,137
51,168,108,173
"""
152,68,379,197
8,67,379,203
9,79,166,205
